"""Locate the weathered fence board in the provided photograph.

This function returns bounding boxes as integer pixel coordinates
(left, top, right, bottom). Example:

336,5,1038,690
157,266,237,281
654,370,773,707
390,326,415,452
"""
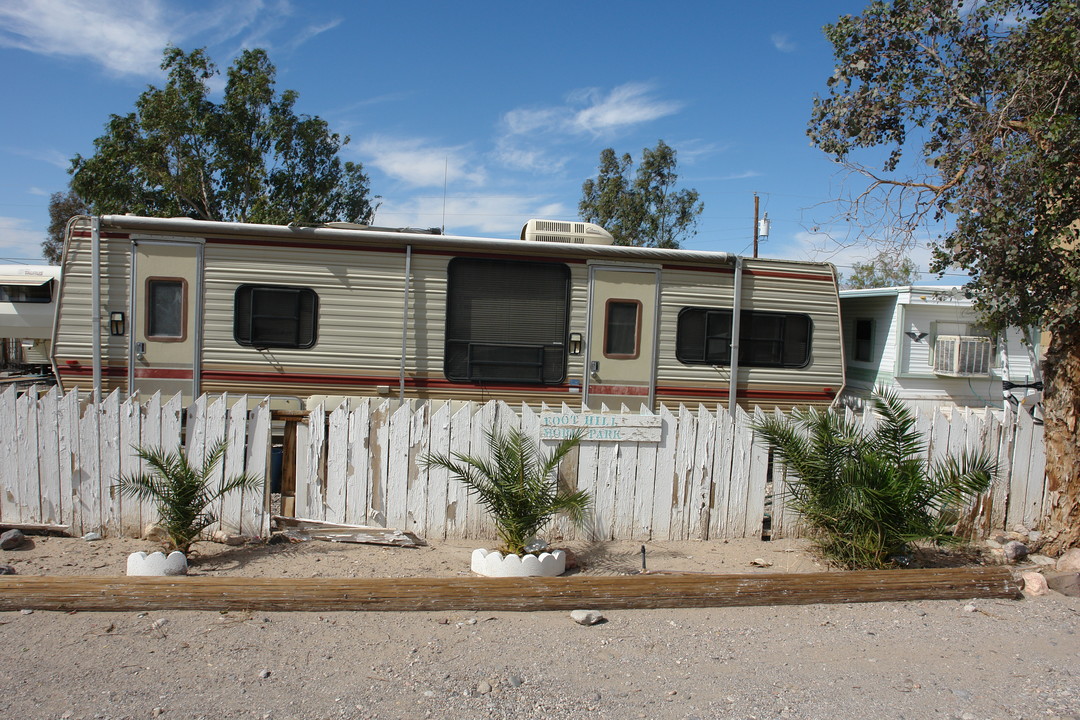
0,387,1052,543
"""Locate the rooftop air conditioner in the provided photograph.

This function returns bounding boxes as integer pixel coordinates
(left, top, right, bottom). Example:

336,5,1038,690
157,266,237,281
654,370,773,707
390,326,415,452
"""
933,335,992,377
520,219,615,245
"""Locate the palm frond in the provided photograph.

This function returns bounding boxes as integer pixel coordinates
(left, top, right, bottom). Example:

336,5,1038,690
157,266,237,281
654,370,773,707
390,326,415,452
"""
113,439,263,553
422,427,589,555
753,390,995,569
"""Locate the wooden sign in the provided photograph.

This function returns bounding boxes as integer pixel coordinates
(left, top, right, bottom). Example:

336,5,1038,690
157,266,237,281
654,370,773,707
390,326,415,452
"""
539,411,662,442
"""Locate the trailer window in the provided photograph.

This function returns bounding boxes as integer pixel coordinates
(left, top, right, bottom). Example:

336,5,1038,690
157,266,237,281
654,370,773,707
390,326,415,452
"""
234,284,318,349
676,308,812,368
444,258,569,384
854,319,873,362
604,300,641,358
0,281,52,303
146,278,186,340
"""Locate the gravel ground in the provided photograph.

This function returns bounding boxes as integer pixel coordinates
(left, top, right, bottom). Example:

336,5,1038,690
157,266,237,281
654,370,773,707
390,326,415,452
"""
2,535,1078,720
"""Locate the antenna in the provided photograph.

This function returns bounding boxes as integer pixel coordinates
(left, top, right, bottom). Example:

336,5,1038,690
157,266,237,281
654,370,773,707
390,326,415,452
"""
441,157,448,234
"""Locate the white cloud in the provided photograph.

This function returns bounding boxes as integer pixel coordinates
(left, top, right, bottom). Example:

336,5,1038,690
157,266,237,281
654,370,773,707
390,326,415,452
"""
0,216,46,259
568,83,682,136
0,0,306,77
780,229,937,282
373,195,568,237
0,0,173,76
770,33,796,53
493,136,569,174
494,82,682,173
358,136,486,189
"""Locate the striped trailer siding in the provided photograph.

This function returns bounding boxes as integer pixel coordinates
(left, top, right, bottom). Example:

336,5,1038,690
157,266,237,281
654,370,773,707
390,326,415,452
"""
53,216,845,412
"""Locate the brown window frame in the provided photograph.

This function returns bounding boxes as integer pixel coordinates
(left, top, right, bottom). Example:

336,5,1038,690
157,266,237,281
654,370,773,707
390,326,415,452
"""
603,298,642,359
144,276,188,343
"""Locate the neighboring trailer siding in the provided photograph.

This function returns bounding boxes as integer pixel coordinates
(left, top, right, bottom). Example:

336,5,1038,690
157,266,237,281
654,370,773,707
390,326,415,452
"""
54,227,132,394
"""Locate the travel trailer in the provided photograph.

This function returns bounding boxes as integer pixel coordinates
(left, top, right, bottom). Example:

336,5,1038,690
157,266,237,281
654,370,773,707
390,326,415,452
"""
52,215,845,411
0,264,62,372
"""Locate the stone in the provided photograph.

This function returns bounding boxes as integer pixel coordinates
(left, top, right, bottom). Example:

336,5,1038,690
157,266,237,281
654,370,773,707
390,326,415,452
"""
1028,554,1057,567
1057,548,1080,573
1003,540,1029,563
143,524,168,542
477,681,492,695
1045,572,1080,598
0,529,25,550
570,609,605,626
20,608,33,615
259,670,271,679
507,675,523,688
82,532,102,542
1021,571,1050,596
0,564,15,575
984,538,1002,549
1012,524,1030,534
1005,531,1029,542
211,530,245,546
127,551,188,576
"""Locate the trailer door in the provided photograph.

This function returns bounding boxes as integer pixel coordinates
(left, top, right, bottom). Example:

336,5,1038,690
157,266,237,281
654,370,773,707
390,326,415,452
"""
584,266,659,410
129,240,202,401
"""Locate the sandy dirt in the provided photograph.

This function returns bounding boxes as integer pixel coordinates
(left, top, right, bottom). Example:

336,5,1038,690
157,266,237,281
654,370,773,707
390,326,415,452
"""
2,533,1078,720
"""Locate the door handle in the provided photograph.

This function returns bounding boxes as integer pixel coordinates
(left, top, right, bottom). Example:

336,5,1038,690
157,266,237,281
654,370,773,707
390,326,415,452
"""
135,341,146,361
590,360,599,378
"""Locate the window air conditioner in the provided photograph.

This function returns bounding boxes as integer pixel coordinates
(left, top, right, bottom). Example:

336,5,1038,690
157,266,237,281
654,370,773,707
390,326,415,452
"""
933,335,992,377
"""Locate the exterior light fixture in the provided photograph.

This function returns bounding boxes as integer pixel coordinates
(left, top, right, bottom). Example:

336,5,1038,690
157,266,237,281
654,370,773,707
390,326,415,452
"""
109,311,125,336
568,332,583,355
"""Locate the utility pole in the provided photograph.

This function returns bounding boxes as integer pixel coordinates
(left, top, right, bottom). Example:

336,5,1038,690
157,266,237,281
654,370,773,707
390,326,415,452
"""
753,193,759,258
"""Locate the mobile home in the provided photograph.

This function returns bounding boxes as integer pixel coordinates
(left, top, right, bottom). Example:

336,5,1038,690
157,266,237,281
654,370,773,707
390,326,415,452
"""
53,215,845,410
0,264,62,371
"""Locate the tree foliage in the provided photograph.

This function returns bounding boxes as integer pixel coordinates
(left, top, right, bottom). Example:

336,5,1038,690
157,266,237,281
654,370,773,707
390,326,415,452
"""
808,0,1080,552
43,189,88,264
808,0,1079,336
70,46,376,226
579,140,703,248
843,249,923,289
753,389,995,569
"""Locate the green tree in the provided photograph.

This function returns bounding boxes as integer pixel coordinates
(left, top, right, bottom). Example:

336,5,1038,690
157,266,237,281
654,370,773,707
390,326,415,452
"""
843,249,922,289
70,46,376,226
44,189,88,264
579,140,703,248
753,389,995,569
808,0,1080,553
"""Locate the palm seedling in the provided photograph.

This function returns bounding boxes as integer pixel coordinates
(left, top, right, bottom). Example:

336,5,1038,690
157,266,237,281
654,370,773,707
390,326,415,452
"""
422,427,591,556
753,389,995,569
114,440,262,554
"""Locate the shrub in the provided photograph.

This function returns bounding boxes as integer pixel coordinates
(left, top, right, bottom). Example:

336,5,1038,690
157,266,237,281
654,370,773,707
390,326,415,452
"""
115,440,262,554
422,427,591,555
753,389,995,569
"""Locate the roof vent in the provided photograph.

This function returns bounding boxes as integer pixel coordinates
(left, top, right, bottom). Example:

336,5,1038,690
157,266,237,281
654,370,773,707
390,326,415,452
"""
520,219,614,245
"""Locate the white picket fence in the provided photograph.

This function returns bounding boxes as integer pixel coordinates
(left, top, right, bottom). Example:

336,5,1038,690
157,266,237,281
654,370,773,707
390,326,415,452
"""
0,386,270,538
0,386,1049,542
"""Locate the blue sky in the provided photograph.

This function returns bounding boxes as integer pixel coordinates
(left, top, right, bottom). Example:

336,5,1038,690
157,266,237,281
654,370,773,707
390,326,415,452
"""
0,0,954,282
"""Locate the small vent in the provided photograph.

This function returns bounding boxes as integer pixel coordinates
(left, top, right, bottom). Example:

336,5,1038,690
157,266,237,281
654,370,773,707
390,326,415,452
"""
934,335,992,376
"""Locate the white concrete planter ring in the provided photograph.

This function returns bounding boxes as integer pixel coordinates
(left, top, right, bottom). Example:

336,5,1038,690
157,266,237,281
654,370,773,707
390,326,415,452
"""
470,548,567,577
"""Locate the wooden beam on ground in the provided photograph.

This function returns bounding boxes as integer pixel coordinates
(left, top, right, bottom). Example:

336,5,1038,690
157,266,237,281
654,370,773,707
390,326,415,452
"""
0,522,70,535
0,567,1019,613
